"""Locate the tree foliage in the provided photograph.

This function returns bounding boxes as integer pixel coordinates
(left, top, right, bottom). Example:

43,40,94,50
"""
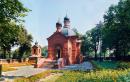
81,31,92,56
0,0,29,22
0,0,32,59
81,22,103,59
0,22,20,58
103,0,130,59
82,0,130,60
42,46,48,57
18,27,33,58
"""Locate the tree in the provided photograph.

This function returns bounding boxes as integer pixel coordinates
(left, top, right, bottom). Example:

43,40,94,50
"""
12,49,19,59
0,0,31,59
81,22,103,60
0,0,29,22
0,22,20,58
0,23,32,59
103,0,130,60
42,46,48,57
81,31,93,57
90,22,103,60
18,27,33,58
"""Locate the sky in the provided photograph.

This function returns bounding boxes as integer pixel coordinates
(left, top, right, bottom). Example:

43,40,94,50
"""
21,0,119,47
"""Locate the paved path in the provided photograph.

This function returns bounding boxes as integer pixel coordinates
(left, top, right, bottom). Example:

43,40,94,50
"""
62,62,93,71
0,62,93,82
1,66,46,82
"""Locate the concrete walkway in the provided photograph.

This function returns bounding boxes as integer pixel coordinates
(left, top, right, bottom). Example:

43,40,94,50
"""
1,66,46,82
0,62,93,82
62,62,93,71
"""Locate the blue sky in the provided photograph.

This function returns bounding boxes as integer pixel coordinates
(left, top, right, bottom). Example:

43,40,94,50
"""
21,0,119,47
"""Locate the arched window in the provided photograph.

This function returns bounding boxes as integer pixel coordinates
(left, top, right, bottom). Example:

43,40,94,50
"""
34,49,36,54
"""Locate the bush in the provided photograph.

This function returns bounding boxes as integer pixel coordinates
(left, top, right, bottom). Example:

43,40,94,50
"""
90,60,103,70
117,72,130,81
117,62,130,69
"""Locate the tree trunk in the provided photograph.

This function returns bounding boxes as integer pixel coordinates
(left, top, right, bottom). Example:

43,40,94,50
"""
94,48,97,60
115,46,121,60
3,49,6,59
99,53,102,62
103,52,105,60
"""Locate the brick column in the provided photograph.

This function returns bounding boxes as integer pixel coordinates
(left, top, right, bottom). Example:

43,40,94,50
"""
71,39,77,64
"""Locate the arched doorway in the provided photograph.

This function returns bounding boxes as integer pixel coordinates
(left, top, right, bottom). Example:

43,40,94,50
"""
55,46,62,59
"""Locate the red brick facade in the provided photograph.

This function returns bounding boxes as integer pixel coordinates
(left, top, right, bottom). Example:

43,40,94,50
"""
47,16,82,65
31,42,42,57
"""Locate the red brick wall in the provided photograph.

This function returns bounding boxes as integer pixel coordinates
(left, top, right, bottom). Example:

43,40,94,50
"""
31,46,42,57
47,32,81,65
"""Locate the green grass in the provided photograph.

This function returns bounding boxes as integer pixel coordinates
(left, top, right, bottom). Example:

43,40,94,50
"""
91,60,130,70
13,69,130,82
54,69,130,82
40,73,62,82
91,60,118,70
54,61,130,82
14,61,130,82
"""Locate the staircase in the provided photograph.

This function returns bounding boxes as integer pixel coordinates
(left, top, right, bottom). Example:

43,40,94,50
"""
37,58,58,68
41,61,58,68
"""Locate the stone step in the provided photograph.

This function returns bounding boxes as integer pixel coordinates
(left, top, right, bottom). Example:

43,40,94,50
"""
39,61,58,68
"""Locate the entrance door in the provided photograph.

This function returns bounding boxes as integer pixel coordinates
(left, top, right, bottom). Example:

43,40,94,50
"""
55,46,61,59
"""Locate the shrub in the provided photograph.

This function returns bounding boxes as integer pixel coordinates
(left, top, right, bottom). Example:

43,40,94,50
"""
117,72,130,81
117,62,130,69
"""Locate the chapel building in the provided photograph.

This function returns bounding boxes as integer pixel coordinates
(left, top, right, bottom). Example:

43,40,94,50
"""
31,42,42,57
47,16,82,65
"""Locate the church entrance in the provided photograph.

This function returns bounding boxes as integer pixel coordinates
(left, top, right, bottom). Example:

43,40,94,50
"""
55,46,62,59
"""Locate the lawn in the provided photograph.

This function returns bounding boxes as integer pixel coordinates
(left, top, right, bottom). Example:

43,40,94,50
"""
91,60,118,69
14,61,130,82
91,60,130,70
14,69,130,82
54,69,130,82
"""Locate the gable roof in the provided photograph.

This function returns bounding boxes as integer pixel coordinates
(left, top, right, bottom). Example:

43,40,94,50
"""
47,32,67,40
